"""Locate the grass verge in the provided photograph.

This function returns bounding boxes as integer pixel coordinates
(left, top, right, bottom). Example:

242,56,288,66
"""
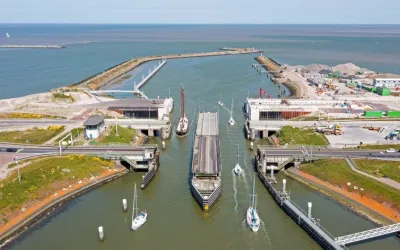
359,144,400,150
53,127,84,144
0,112,63,119
0,126,65,144
300,159,400,212
353,159,400,183
96,125,136,144
0,155,113,213
52,93,75,102
278,126,328,146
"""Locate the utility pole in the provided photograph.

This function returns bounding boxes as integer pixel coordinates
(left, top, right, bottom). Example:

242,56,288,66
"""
15,156,21,183
115,117,118,136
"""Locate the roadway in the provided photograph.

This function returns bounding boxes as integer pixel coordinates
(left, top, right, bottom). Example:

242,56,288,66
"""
0,145,399,159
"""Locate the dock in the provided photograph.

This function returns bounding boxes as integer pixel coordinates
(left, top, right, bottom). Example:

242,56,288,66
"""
191,112,221,211
255,145,400,249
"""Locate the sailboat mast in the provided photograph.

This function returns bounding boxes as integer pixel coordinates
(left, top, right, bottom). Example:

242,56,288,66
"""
252,175,256,207
132,184,136,223
230,98,234,118
134,184,138,217
180,85,185,119
237,144,240,164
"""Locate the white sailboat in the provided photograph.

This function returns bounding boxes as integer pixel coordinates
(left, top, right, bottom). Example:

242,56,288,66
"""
131,184,147,231
246,175,260,232
5,33,10,39
233,144,243,175
176,85,189,136
228,97,235,126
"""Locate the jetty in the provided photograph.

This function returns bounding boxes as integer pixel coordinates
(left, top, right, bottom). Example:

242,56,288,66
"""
255,145,400,249
71,48,262,90
190,112,221,211
0,45,66,49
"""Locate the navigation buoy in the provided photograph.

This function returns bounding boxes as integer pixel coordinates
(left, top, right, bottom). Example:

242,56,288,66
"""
250,142,254,150
122,199,127,211
282,179,287,193
98,226,104,241
162,141,166,149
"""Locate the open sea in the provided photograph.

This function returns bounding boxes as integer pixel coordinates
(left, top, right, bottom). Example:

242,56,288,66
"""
1,24,400,250
1,24,400,99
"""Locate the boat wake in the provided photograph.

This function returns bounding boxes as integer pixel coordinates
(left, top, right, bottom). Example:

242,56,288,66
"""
260,218,272,246
232,169,239,212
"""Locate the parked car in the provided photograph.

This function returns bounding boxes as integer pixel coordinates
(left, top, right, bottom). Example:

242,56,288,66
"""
6,148,18,152
386,148,396,153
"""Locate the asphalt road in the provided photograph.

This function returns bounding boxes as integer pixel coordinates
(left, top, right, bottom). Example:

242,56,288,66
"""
0,145,399,159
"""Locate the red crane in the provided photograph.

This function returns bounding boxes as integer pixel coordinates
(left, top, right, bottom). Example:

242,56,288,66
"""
259,88,271,99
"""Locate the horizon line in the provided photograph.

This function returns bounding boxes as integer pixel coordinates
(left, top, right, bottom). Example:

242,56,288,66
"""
1,22,400,25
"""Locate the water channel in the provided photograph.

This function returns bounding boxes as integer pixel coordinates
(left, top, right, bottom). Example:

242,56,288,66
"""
6,54,400,250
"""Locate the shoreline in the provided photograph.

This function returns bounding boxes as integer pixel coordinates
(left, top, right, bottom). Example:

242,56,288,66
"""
254,55,303,98
285,168,399,226
0,167,128,247
69,48,262,90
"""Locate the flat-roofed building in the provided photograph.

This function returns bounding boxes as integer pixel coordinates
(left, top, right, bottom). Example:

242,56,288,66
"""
373,78,400,88
83,115,105,139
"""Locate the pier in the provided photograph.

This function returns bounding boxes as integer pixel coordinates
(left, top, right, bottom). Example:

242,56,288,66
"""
71,48,262,90
191,112,221,211
0,45,66,49
255,146,400,249
100,145,160,188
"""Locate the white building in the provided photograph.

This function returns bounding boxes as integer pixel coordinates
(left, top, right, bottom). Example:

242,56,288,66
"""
373,78,400,88
84,115,106,139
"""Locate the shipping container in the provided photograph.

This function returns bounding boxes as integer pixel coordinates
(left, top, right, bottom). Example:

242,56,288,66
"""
364,111,383,117
376,87,391,96
387,111,400,117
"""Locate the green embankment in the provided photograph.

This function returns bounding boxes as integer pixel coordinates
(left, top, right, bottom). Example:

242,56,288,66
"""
360,144,400,150
0,126,65,144
354,159,400,183
52,93,75,102
53,127,84,144
0,155,113,213
278,126,328,146
96,125,136,144
300,159,400,211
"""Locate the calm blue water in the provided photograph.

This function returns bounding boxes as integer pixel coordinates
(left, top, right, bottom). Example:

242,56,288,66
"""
0,24,400,99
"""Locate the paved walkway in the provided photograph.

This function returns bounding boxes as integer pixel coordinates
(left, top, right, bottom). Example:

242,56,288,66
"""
345,157,400,190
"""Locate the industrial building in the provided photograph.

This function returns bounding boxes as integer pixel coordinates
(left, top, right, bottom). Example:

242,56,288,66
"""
373,78,400,88
105,98,173,120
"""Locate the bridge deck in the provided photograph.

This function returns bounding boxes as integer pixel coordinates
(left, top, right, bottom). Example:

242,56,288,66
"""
192,112,220,175
335,223,400,245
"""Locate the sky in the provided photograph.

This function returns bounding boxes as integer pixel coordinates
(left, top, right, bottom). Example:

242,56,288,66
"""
1,0,400,24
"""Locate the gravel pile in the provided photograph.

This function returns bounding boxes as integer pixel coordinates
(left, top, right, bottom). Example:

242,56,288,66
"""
300,64,330,73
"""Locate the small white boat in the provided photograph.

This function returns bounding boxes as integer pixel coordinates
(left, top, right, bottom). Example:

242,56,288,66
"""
131,184,147,230
5,33,10,39
228,97,235,126
233,144,243,175
234,163,243,175
246,175,260,232
176,85,189,136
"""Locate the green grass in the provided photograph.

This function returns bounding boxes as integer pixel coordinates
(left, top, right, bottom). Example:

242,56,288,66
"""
96,125,136,144
354,159,400,183
0,126,65,144
300,159,400,211
53,127,84,144
278,126,328,146
0,155,113,212
121,74,132,80
359,144,400,150
0,112,63,119
52,93,75,102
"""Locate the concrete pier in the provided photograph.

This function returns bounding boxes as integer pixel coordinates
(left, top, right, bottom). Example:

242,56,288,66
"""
255,157,344,250
135,59,166,89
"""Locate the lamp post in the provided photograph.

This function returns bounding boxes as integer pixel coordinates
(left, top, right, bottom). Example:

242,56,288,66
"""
15,156,21,183
115,117,118,136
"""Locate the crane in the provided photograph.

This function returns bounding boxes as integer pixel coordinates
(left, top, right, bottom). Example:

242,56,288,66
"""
259,88,271,99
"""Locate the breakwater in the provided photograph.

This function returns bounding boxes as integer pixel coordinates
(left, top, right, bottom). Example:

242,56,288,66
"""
71,48,262,90
0,45,66,49
255,55,302,98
